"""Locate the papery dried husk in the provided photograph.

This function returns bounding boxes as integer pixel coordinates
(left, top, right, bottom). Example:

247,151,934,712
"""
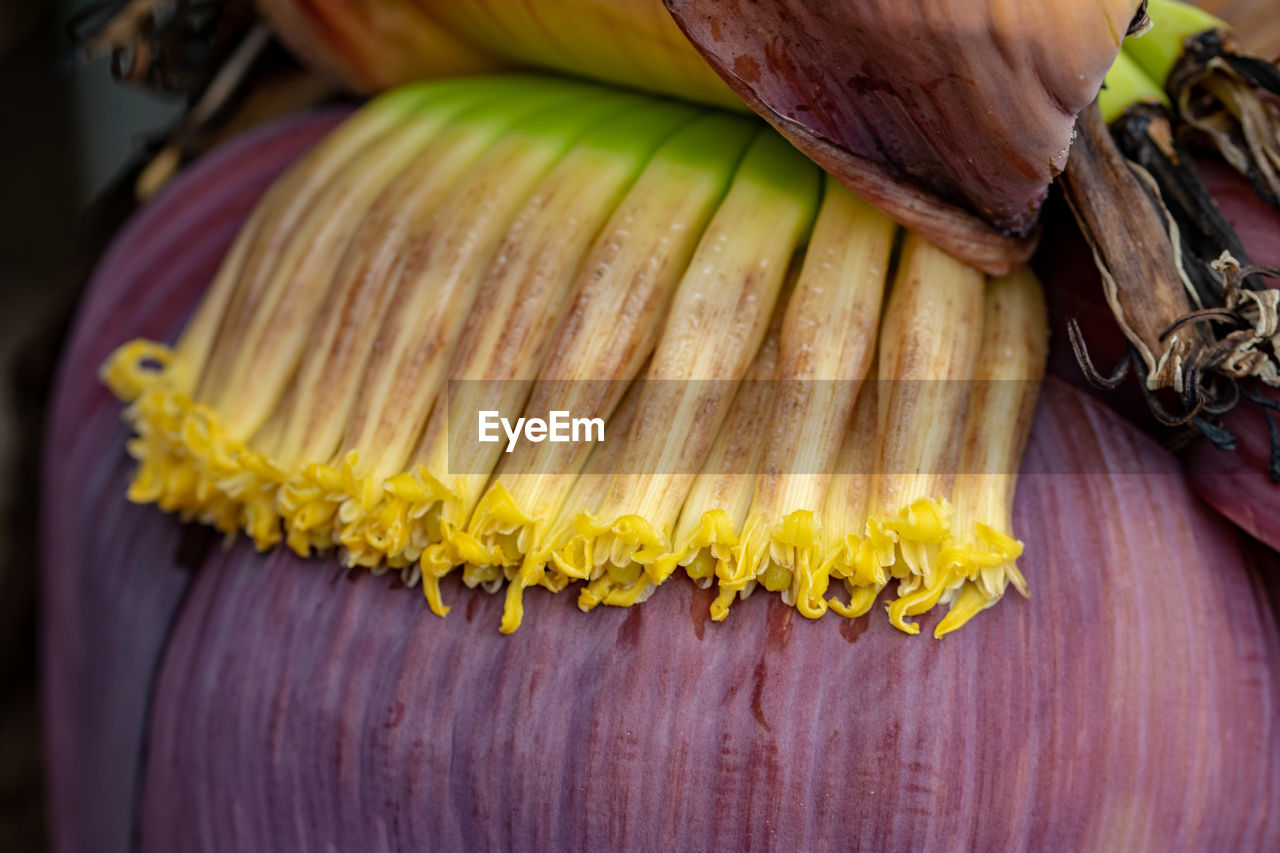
1040,147,1280,550
664,0,1149,273
1168,29,1280,206
1110,100,1259,302
1125,1,1280,209
1040,5,1280,461
1061,82,1280,450
1060,100,1212,398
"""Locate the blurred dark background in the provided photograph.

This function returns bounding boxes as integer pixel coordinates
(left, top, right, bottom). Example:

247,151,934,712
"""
1,0,72,835
0,2,326,847
1,2,183,848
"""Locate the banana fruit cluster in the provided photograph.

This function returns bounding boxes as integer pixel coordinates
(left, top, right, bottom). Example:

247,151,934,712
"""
103,75,1048,636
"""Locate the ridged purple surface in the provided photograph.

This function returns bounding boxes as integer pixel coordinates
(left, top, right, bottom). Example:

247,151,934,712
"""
127,381,1279,851
44,113,1280,852
42,112,346,853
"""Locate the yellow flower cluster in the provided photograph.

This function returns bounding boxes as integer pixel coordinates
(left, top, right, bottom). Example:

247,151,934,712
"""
103,75,1046,636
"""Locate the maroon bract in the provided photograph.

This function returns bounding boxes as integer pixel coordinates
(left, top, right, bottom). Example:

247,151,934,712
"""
663,0,1147,273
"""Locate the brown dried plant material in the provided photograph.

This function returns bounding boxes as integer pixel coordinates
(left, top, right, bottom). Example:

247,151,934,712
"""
1063,98,1280,430
1168,30,1280,207
1061,101,1210,402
